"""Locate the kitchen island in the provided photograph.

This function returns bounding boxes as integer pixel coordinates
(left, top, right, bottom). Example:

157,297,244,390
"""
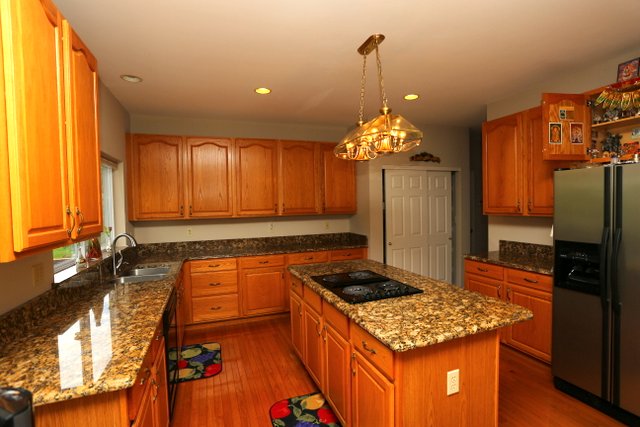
288,260,533,427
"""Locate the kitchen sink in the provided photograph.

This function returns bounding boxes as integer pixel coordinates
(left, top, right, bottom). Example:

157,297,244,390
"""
111,266,171,284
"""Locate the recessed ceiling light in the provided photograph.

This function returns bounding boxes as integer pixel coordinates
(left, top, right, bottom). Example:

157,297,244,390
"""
403,93,419,101
120,74,143,83
255,87,271,95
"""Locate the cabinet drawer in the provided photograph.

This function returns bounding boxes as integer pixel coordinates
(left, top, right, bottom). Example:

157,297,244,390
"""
324,302,349,339
287,251,330,265
239,254,286,269
464,260,504,280
304,286,323,313
290,276,304,298
190,258,237,273
191,271,238,297
506,268,552,292
191,294,239,323
350,323,394,380
330,248,366,261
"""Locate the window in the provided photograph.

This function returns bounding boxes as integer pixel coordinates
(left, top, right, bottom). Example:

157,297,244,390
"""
53,157,117,280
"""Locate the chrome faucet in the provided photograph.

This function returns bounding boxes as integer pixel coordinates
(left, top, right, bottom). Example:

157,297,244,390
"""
112,232,137,277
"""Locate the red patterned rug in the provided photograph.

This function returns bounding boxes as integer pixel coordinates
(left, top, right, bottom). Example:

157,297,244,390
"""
269,392,341,427
169,342,222,383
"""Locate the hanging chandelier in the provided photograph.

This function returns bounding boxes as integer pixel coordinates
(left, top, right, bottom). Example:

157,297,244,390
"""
334,34,423,161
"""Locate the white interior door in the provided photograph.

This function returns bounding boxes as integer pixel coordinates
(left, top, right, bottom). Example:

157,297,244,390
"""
384,169,453,282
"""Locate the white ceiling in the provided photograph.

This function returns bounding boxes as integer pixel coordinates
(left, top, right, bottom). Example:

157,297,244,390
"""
55,0,640,129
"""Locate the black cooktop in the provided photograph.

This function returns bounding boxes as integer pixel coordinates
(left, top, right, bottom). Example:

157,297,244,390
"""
311,270,423,304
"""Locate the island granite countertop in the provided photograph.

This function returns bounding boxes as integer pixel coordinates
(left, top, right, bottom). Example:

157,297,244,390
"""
288,259,533,352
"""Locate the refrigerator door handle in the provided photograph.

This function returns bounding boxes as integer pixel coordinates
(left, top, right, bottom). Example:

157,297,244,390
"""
611,228,622,311
599,227,610,309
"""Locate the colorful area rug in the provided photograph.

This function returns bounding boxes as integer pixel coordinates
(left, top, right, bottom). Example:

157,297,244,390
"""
168,342,222,383
270,392,341,427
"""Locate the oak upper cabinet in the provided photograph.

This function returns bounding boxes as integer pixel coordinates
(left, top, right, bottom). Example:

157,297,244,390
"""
541,93,590,161
127,134,184,220
63,21,102,238
0,0,101,261
235,139,279,216
279,140,321,215
320,143,356,214
186,137,234,217
482,112,523,215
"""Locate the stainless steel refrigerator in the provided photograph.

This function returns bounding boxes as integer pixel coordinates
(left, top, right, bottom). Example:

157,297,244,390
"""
553,163,640,425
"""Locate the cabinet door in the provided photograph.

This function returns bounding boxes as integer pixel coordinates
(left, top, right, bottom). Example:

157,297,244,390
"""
2,0,71,251
541,93,590,161
290,293,304,360
132,385,155,427
482,113,523,215
63,21,102,238
280,140,321,215
235,139,278,216
185,137,234,217
352,350,394,427
303,304,324,388
465,274,502,300
320,143,356,214
324,323,351,426
241,266,286,316
505,284,552,362
128,134,184,219
525,107,572,216
152,349,170,427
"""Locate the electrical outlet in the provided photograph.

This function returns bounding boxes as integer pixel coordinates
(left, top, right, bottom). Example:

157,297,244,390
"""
187,228,192,236
447,369,460,396
269,223,274,231
32,263,44,288
324,221,330,230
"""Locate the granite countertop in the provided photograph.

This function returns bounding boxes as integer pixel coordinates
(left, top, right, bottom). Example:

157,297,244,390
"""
0,262,180,407
0,233,366,407
288,260,533,352
464,241,554,275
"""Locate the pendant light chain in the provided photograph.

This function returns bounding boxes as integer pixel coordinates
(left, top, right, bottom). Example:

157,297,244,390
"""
375,43,389,111
358,54,368,125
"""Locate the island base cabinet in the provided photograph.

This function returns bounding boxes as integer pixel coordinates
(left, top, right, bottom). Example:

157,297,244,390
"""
352,350,394,427
394,330,499,427
290,292,304,360
324,323,351,426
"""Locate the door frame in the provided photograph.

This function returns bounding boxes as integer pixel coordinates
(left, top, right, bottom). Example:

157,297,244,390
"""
382,165,461,285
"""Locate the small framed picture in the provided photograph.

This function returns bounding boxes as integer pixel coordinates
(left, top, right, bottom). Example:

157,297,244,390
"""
631,127,640,140
570,122,584,144
559,109,567,120
549,122,562,144
617,58,639,82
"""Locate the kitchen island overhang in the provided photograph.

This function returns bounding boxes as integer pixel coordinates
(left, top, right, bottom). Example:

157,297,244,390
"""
288,259,533,427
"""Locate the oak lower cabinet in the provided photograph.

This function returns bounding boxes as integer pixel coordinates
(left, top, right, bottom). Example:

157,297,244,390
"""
132,342,169,427
329,248,367,261
240,255,287,316
464,259,552,362
351,351,394,427
290,276,499,426
0,0,102,261
186,258,240,323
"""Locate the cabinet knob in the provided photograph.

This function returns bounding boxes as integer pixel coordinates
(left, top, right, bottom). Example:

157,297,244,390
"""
189,205,193,215
180,205,184,215
75,207,85,234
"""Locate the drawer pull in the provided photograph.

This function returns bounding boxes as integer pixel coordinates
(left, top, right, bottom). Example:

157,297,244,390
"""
506,288,512,301
208,282,222,287
209,264,220,268
304,257,313,260
497,285,502,298
139,368,151,385
361,340,377,355
259,261,269,264
210,306,222,311
524,277,538,284
477,267,489,272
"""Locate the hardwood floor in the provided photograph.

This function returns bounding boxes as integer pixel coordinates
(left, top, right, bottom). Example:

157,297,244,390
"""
171,315,316,427
171,315,624,427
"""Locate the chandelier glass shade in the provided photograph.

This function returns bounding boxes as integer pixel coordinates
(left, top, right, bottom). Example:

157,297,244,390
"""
335,34,423,161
